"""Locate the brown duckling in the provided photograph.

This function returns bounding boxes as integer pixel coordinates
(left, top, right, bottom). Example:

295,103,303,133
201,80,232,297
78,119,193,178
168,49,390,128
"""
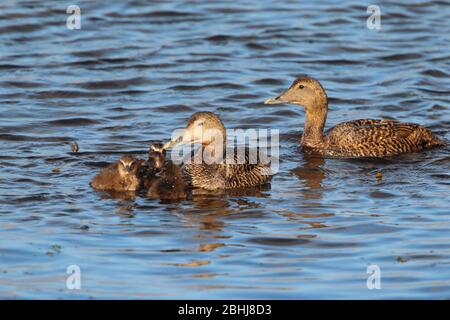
91,155,144,191
146,144,187,200
148,143,166,169
265,76,444,158
139,143,166,189
163,112,271,190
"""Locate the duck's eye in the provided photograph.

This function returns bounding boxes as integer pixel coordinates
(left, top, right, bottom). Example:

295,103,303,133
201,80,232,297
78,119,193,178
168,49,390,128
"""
299,85,304,89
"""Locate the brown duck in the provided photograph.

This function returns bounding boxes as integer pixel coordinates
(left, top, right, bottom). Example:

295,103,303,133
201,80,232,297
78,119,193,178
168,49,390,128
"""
91,155,144,191
163,112,271,190
265,76,444,158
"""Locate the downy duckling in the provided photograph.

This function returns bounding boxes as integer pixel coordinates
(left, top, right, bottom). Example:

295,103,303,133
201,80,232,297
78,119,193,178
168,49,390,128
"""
139,143,166,189
265,76,444,158
146,144,187,200
91,155,144,191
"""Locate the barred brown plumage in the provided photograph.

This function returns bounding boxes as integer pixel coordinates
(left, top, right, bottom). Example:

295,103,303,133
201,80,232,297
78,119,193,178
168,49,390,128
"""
265,76,444,158
163,112,272,190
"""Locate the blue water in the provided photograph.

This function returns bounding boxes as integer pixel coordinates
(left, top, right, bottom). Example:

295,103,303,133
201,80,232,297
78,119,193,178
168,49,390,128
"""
0,0,449,299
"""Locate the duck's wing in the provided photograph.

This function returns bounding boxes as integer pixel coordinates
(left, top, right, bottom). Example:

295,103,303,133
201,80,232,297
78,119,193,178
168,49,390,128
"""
328,119,416,140
325,119,440,157
224,147,272,189
181,146,272,190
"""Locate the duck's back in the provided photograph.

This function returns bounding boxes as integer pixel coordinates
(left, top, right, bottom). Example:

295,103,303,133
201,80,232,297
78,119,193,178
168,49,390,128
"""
182,147,272,190
148,161,187,200
91,163,121,190
323,119,443,157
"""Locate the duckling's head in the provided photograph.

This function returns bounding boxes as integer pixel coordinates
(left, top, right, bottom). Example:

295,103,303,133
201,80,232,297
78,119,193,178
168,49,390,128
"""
264,76,328,113
164,112,226,149
118,155,138,176
148,143,166,169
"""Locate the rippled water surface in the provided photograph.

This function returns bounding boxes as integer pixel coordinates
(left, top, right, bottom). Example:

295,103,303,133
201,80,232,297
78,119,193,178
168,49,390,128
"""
1,0,449,299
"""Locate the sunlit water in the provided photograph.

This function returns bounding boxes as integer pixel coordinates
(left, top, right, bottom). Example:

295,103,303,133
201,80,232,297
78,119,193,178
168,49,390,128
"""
0,0,449,299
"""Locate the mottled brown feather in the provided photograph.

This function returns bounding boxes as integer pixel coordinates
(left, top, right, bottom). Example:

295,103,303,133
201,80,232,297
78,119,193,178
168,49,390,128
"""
182,147,272,190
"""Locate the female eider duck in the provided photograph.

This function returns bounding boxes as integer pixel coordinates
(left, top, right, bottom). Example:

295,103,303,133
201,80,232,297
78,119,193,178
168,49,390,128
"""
265,76,444,158
163,112,271,190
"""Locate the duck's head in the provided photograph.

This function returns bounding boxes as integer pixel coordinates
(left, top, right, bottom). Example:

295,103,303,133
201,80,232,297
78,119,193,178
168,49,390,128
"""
163,112,226,149
118,155,138,175
264,76,328,112
148,143,166,169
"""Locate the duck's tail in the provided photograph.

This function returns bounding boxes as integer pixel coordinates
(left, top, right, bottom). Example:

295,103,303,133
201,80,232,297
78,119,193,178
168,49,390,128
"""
420,127,446,148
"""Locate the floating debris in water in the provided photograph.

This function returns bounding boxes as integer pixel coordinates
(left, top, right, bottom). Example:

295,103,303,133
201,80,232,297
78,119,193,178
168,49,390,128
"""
71,142,79,153
46,244,62,256
173,260,210,267
375,171,383,181
199,243,225,252
52,167,61,173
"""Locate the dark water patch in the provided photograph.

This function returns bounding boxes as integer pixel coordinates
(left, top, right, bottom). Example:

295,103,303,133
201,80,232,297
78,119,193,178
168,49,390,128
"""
75,77,148,90
46,118,102,127
252,78,284,86
12,178,51,187
0,134,72,143
7,194,49,204
108,10,200,18
379,53,423,61
29,90,106,99
170,83,246,91
66,58,135,68
297,59,365,66
0,23,43,34
245,42,269,50
71,48,119,58
247,237,312,246
0,64,29,70
206,34,233,42
153,104,194,113
2,81,47,88
225,93,259,100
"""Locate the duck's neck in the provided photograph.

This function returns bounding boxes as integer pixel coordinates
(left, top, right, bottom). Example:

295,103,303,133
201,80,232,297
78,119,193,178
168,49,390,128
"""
301,105,328,148
201,134,227,164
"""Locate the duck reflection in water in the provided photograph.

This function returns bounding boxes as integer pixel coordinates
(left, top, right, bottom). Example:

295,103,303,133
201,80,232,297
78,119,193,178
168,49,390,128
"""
292,153,325,200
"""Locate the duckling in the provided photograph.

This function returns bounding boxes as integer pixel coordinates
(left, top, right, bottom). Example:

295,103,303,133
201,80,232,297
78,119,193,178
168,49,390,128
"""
148,143,166,169
163,112,271,190
91,155,144,191
138,143,166,189
146,144,187,200
265,76,444,158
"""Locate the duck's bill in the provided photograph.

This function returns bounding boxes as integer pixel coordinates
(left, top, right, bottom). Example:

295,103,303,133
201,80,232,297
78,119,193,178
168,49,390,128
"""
264,94,286,104
163,136,182,150
162,131,195,150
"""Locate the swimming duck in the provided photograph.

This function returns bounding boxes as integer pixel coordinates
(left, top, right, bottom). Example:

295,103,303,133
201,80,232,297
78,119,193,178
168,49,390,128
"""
265,76,444,158
163,112,271,190
91,155,144,191
147,146,188,201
